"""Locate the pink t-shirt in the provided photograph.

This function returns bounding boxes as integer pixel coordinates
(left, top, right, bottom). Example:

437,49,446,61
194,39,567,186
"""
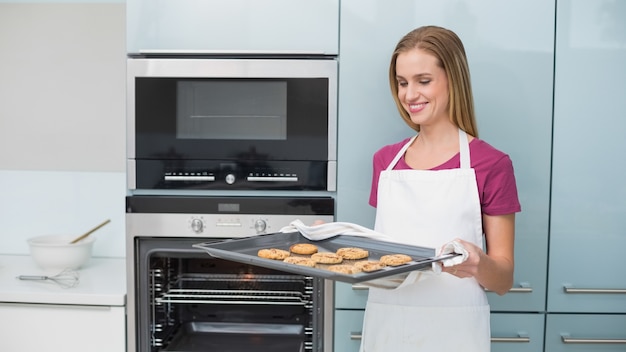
369,137,521,216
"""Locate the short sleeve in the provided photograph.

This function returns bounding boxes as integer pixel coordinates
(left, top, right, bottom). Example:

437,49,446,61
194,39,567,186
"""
481,154,521,215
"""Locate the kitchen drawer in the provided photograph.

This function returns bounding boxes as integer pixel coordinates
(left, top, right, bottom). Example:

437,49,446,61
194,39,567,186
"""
545,314,626,351
334,310,547,352
334,310,365,352
490,313,545,352
0,302,126,352
334,282,368,309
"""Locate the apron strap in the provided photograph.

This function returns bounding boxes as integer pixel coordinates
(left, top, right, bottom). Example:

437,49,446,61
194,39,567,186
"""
385,135,417,171
459,128,471,169
386,129,470,171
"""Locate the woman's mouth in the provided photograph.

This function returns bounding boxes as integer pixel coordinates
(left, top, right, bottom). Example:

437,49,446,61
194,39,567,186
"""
408,102,427,113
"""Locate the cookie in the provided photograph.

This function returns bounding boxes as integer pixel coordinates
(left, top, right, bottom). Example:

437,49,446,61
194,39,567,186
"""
354,260,386,272
283,256,317,267
336,247,369,260
289,243,319,255
311,252,344,264
326,264,362,275
257,248,290,260
379,254,413,266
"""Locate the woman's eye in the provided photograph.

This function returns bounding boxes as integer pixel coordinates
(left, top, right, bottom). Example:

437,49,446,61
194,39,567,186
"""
419,80,431,85
398,81,408,87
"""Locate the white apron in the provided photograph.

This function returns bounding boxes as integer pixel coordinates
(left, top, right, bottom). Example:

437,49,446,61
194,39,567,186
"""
360,128,490,352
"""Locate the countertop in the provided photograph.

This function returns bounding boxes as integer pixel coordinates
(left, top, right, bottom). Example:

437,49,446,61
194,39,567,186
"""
0,254,126,306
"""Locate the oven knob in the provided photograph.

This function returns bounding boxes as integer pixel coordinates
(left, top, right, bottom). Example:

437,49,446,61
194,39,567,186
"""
191,218,204,234
225,173,236,185
254,219,267,233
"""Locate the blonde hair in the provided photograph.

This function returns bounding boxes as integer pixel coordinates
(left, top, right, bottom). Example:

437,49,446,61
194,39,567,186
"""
389,25,478,137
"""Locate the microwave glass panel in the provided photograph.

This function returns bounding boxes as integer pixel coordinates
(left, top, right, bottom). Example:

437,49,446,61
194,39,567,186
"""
177,80,287,140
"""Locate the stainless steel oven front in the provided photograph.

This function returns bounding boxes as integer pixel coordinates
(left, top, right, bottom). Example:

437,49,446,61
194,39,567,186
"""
126,57,337,192
125,195,335,352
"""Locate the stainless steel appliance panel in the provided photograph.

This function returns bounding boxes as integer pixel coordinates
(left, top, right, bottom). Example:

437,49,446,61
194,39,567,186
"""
126,196,335,352
127,58,338,191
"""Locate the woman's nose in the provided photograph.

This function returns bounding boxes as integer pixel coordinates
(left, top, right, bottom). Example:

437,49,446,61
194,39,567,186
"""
406,83,420,100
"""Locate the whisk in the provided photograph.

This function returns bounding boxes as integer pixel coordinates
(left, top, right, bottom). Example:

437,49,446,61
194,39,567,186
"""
17,268,80,288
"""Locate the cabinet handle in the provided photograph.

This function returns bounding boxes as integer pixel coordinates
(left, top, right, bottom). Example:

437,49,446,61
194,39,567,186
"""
350,331,363,340
562,335,626,344
139,49,328,55
351,284,369,291
491,336,531,343
485,283,533,293
563,286,626,294
353,333,534,343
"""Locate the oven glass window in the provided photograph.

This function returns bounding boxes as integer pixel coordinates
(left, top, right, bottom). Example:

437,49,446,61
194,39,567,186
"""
134,77,329,160
177,80,287,140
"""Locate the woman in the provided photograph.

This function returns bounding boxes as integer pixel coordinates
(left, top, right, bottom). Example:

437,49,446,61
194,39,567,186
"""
361,26,521,351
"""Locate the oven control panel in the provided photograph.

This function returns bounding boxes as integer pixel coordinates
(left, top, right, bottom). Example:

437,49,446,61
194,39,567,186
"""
185,214,324,237
126,196,335,239
131,159,335,191
129,213,332,238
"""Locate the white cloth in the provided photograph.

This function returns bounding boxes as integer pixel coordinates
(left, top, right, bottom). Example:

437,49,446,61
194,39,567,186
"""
438,239,469,267
279,219,392,241
360,129,491,352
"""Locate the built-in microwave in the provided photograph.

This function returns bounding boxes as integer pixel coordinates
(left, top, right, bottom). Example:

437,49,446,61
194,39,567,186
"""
126,57,337,191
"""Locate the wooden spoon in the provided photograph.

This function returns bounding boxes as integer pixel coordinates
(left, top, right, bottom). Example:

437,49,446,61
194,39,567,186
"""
69,219,111,244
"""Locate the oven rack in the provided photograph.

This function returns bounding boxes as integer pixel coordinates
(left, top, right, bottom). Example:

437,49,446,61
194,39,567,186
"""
155,274,313,306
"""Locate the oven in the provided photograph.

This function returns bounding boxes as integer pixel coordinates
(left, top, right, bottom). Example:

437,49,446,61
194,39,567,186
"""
126,57,338,192
125,195,335,352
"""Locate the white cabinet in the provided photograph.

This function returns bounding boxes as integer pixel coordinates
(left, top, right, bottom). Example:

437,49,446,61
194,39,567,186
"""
0,303,125,352
0,256,127,352
126,0,339,55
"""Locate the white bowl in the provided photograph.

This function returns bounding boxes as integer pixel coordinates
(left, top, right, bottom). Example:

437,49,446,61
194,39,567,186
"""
27,235,96,271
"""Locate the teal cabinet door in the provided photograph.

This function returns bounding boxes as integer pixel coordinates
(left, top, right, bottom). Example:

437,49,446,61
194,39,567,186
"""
545,314,626,351
334,310,365,352
491,313,545,352
548,0,626,313
338,0,553,313
126,0,339,54
334,282,368,309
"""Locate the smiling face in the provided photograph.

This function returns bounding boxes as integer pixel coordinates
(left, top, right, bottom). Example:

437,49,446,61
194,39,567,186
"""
394,48,450,129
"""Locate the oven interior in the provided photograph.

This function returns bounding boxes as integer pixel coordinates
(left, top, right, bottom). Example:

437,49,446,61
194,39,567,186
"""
136,238,323,352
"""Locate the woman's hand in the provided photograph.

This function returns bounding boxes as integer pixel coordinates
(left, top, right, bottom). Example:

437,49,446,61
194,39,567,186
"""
444,214,516,295
442,238,483,278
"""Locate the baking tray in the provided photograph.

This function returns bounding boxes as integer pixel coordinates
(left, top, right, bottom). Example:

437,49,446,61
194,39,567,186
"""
193,231,459,284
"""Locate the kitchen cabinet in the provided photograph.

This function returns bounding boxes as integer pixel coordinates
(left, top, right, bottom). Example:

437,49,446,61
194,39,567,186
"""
338,310,547,351
334,282,368,309
0,255,126,352
334,310,365,352
337,0,552,313
491,313,545,352
126,0,339,55
545,314,626,351
548,0,626,314
0,303,125,352
336,1,554,350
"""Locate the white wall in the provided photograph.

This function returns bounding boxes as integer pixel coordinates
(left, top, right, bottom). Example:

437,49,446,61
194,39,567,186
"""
0,2,126,257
